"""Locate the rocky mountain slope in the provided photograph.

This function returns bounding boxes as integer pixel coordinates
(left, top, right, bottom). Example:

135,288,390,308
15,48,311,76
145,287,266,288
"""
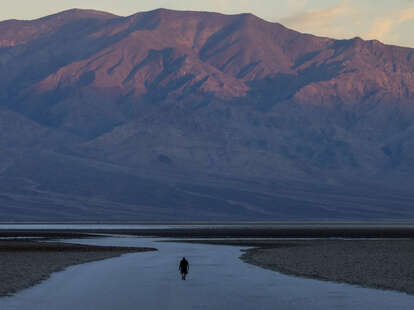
1,9,414,221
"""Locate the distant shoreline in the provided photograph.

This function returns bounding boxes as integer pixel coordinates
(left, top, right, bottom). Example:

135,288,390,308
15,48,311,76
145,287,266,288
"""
2,221,414,225
3,224,414,238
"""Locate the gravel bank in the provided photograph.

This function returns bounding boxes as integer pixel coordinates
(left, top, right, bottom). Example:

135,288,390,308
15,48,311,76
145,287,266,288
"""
240,240,414,295
0,240,156,296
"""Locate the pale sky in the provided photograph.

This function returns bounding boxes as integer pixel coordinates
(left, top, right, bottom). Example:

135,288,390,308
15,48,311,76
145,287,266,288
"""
2,0,414,48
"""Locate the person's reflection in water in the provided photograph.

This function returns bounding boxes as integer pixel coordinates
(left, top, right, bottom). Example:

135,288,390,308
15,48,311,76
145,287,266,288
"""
179,257,189,280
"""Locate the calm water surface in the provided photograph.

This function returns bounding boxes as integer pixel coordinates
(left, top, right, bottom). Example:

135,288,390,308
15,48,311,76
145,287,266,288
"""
0,235,414,310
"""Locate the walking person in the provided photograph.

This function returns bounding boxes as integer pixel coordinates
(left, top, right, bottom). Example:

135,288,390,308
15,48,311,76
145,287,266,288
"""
179,257,189,280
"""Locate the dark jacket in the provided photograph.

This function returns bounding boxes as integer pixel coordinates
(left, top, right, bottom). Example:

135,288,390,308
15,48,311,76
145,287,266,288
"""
179,258,189,273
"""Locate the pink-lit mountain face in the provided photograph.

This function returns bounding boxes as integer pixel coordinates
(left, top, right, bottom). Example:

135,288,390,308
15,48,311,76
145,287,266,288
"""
1,9,414,221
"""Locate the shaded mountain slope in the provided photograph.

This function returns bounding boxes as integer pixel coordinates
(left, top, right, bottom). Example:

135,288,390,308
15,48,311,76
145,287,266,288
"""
0,9,414,220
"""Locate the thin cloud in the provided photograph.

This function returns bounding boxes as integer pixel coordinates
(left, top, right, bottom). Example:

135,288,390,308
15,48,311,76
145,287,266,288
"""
365,8,414,42
279,3,360,39
278,2,414,47
287,0,308,11
281,4,350,26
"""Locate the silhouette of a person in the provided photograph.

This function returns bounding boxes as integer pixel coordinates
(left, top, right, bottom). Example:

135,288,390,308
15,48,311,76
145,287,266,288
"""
179,257,189,280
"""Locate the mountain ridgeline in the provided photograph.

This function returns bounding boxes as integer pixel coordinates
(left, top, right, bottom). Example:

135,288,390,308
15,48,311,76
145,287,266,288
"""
0,8,414,221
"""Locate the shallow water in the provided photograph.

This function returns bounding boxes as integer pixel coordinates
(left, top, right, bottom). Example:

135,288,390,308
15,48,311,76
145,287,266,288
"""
2,222,413,231
0,224,193,230
1,236,414,310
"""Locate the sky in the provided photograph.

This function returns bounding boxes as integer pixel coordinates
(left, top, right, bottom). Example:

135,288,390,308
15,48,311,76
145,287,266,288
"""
2,0,414,48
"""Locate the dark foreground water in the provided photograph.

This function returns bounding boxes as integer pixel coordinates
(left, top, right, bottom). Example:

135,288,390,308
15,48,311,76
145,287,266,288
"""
1,236,414,309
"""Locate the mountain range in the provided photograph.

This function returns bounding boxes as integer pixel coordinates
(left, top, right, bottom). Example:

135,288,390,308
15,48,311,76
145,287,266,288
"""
1,8,414,221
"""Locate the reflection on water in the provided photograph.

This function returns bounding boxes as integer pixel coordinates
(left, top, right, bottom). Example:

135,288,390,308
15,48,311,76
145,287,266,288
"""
0,236,414,310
